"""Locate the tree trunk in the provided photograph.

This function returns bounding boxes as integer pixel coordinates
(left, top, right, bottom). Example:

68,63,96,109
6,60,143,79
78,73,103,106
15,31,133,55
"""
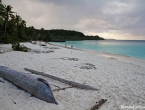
0,66,58,104
24,68,98,90
4,19,8,36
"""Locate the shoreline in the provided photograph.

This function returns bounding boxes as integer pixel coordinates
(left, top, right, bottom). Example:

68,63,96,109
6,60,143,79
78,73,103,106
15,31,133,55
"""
0,42,145,110
85,50,145,67
49,42,145,67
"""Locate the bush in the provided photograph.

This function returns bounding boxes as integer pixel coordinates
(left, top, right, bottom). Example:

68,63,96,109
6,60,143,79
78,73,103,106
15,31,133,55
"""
0,35,17,44
0,35,10,44
0,50,4,54
12,42,31,52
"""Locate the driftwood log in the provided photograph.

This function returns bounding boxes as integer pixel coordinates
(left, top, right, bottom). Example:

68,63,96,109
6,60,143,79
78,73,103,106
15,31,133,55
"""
24,68,98,90
90,99,107,110
0,66,58,104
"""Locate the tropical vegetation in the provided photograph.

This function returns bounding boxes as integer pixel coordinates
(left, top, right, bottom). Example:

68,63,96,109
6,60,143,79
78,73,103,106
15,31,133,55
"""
0,3,104,44
12,42,31,52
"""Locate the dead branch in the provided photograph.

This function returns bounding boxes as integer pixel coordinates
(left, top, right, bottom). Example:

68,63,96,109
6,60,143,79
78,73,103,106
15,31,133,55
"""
50,84,61,89
90,99,107,110
52,86,73,92
24,68,98,90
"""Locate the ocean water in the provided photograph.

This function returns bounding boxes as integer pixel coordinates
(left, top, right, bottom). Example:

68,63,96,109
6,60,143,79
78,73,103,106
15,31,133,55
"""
52,40,145,60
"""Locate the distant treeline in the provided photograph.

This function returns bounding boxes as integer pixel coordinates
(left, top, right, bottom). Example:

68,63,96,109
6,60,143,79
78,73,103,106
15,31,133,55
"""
48,29,104,41
24,28,104,42
0,3,104,44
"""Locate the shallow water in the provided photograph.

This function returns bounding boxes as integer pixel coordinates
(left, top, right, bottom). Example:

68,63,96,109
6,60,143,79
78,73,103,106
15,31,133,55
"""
52,40,145,60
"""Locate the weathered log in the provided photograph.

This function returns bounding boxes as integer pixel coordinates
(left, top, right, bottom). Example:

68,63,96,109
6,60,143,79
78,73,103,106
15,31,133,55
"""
0,66,58,104
24,68,98,90
90,99,107,110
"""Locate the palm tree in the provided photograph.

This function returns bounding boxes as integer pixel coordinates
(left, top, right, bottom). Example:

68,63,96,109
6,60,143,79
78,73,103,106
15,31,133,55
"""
17,19,26,39
14,15,22,26
0,17,3,25
7,19,17,35
21,20,26,27
0,4,15,35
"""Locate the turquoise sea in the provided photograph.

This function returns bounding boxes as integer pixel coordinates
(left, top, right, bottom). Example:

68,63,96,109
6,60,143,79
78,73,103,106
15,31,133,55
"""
52,40,145,60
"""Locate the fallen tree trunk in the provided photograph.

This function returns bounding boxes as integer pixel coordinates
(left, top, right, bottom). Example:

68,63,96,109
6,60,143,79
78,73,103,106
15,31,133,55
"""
0,66,58,104
24,68,98,90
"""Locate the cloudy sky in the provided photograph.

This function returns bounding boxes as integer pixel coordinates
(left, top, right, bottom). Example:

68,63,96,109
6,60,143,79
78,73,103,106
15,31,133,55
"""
2,0,145,40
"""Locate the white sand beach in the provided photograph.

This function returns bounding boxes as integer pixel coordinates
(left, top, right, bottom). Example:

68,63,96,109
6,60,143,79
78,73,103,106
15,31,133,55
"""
0,42,145,110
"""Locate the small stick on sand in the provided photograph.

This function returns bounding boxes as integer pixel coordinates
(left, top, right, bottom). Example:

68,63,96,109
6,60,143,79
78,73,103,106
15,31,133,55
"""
50,84,61,89
90,99,107,110
52,86,73,92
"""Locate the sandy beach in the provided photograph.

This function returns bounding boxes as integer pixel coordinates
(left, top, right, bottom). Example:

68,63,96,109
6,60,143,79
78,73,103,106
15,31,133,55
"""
0,42,145,110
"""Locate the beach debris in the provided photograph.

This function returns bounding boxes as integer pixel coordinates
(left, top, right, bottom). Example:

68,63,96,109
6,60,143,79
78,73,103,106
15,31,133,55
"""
80,63,96,69
50,84,73,91
50,84,61,89
52,86,73,92
24,68,98,90
108,57,117,60
0,66,58,104
0,50,4,54
74,63,96,70
12,100,16,104
31,49,54,53
43,47,60,49
40,44,46,46
89,99,107,110
60,57,79,61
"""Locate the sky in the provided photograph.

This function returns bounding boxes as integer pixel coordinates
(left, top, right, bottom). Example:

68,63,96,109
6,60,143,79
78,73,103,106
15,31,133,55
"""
2,0,145,40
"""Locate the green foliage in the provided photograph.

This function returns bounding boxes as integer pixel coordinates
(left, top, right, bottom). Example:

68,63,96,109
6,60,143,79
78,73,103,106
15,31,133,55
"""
0,51,4,54
0,3,104,44
12,42,31,52
0,18,4,35
0,18,4,25
47,29,104,41
23,28,104,42
0,4,15,35
0,35,16,44
0,4,27,44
